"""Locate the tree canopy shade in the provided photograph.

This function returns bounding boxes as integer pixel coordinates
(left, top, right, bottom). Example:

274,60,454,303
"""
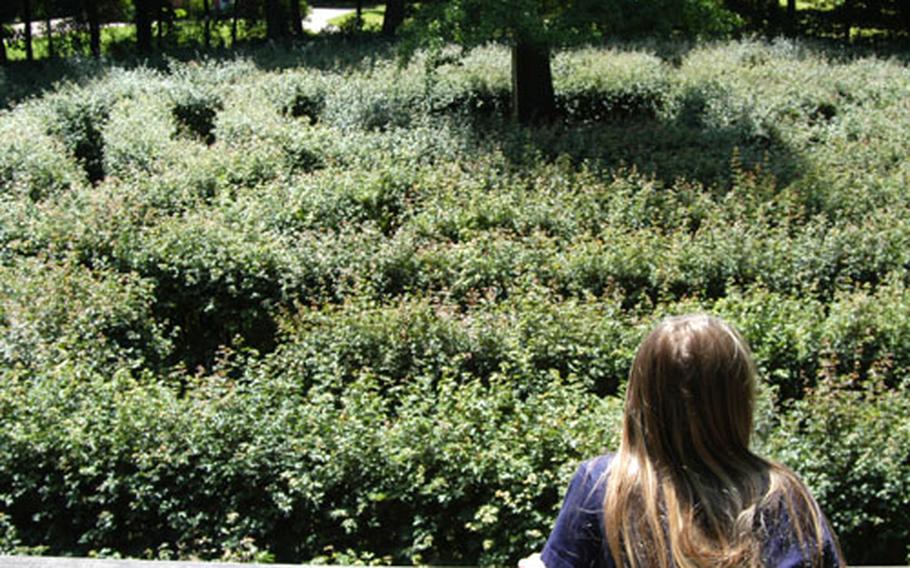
406,0,739,123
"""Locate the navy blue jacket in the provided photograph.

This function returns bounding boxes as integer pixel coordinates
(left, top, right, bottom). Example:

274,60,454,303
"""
541,455,843,568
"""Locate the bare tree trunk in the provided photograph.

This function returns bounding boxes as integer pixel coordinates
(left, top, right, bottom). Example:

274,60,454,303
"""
231,0,239,45
135,0,152,53
356,0,363,30
156,0,164,49
511,40,555,125
381,0,404,36
84,0,101,57
786,0,796,34
762,0,779,33
212,0,220,46
843,0,853,41
203,0,210,47
23,0,34,61
44,8,53,59
265,0,288,40
265,0,276,39
289,0,303,37
0,24,7,65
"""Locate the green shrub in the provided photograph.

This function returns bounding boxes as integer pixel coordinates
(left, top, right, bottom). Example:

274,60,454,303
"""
763,376,910,564
43,90,112,184
268,288,639,398
554,48,670,122
171,88,222,145
0,257,171,373
0,111,85,200
266,70,328,124
0,361,623,565
102,95,179,179
324,75,422,132
0,39,909,566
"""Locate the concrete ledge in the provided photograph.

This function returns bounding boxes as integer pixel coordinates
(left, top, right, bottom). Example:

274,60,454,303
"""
0,558,471,568
0,559,304,568
0,557,906,568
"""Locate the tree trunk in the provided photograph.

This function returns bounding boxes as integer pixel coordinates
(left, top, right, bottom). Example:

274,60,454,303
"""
381,0,404,36
45,10,53,59
0,24,7,65
135,0,152,53
289,0,303,37
156,0,163,49
23,0,34,61
786,0,796,34
231,0,238,45
511,40,555,125
203,0,210,47
265,0,286,39
843,0,853,41
211,0,220,47
764,0,780,33
85,0,101,57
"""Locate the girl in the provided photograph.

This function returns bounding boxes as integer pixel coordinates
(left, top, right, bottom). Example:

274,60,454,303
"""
524,315,844,568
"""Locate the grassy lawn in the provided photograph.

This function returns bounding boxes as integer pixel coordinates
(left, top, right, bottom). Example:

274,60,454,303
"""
5,25,137,61
4,19,266,61
328,4,385,31
777,0,837,9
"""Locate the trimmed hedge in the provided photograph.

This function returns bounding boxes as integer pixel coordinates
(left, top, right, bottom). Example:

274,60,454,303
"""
1,39,910,565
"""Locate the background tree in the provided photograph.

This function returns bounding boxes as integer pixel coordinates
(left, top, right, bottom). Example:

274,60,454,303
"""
725,0,780,31
407,0,738,124
262,0,306,40
289,0,304,37
264,0,289,39
231,0,241,45
382,0,404,36
22,0,34,61
41,0,54,59
135,0,153,53
0,2,15,64
0,25,5,65
786,0,796,31
83,0,102,57
156,0,165,47
202,0,211,47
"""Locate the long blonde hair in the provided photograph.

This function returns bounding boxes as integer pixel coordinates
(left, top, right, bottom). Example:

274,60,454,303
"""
603,315,842,568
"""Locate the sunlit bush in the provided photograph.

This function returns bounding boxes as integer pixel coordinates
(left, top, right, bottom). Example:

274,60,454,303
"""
1,39,909,565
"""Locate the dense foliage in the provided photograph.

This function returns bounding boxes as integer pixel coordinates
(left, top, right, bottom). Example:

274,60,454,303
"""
1,0,909,65
1,39,909,565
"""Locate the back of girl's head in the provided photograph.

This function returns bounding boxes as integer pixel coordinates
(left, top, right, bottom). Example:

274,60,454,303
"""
605,314,841,568
624,314,758,475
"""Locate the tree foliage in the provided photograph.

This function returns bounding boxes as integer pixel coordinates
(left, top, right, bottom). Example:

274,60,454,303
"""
404,0,738,123
406,0,739,50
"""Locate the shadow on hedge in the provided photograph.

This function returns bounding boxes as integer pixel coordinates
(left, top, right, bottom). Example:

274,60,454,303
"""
445,86,807,191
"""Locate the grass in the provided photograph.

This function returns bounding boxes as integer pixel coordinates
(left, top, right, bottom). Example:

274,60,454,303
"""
4,18,269,61
777,0,836,9
328,4,385,32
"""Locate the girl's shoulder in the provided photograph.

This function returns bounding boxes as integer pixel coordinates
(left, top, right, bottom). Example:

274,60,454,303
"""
580,453,614,481
565,453,615,511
